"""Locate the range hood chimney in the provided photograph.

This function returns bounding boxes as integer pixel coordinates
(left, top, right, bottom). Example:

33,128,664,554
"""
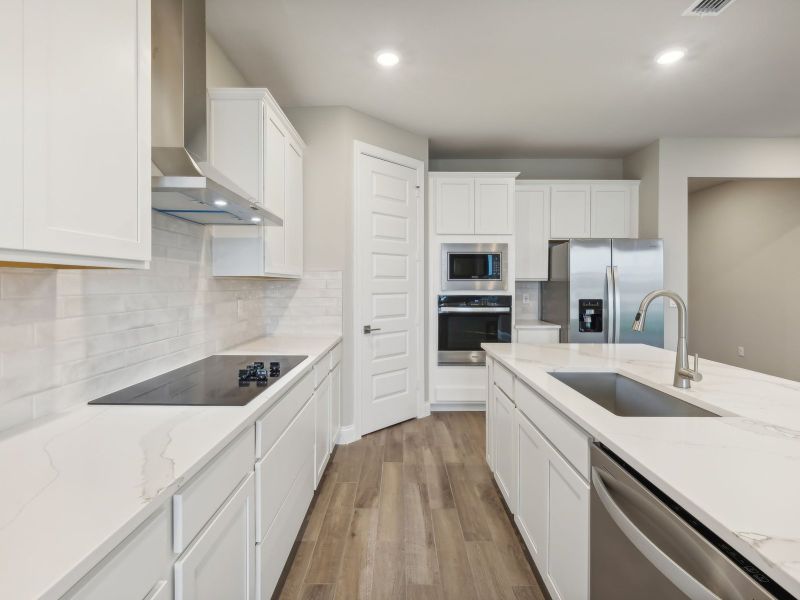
151,0,281,226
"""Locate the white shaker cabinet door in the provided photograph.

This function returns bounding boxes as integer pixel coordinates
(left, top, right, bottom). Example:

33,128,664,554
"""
330,364,341,450
545,446,590,600
493,385,517,512
475,178,514,234
590,183,633,238
22,0,150,262
550,184,591,239
435,177,475,234
0,0,23,249
314,373,332,487
515,411,549,567
175,473,256,600
264,107,287,274
515,184,550,279
283,140,304,277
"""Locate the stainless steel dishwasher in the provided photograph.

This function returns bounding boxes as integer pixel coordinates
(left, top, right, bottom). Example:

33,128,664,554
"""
590,444,793,600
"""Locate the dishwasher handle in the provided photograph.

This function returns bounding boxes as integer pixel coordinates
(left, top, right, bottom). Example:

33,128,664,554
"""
592,467,722,600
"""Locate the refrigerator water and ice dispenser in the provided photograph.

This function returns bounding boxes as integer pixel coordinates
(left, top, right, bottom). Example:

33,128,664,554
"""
578,299,604,333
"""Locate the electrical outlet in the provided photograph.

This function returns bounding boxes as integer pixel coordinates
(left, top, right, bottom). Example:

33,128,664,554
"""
522,294,531,304
668,299,677,308
737,346,745,357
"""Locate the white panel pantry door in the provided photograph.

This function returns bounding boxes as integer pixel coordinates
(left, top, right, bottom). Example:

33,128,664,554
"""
358,153,420,434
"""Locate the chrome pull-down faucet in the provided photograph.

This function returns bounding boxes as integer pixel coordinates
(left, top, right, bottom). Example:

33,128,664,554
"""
632,290,703,389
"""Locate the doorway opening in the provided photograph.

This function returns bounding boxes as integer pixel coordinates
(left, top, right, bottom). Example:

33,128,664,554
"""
688,177,800,380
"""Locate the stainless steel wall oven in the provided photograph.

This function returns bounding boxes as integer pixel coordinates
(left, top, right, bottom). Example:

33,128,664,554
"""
437,295,512,365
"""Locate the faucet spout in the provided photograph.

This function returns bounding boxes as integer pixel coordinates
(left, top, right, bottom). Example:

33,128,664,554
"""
631,289,701,389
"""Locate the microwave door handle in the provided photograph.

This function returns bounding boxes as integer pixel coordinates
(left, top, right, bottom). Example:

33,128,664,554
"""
591,468,721,600
606,267,615,343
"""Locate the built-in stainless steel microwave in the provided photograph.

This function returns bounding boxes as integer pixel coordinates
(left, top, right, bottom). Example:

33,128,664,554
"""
441,243,508,291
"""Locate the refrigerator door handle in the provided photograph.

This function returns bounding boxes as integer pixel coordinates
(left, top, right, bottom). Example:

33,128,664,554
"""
606,266,615,343
612,266,622,344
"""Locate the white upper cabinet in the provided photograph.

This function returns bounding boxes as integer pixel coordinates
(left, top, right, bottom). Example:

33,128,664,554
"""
0,0,151,268
209,88,305,278
475,178,514,234
550,184,591,239
590,183,637,238
433,173,517,235
515,183,550,280
0,0,23,251
435,177,475,234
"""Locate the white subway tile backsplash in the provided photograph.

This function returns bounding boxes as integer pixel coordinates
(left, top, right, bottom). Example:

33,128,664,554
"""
0,212,341,433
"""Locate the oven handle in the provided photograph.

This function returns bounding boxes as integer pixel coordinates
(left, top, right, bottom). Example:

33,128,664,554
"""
591,467,721,600
438,307,511,314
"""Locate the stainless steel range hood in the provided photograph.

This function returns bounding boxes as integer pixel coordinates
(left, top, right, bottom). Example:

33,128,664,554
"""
151,0,281,226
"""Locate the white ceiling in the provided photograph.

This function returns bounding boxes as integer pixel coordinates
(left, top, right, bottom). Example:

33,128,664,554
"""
207,0,800,158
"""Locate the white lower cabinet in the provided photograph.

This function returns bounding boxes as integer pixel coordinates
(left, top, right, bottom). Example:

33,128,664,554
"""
174,473,256,600
330,364,342,450
488,361,590,600
64,507,173,600
255,399,315,599
492,385,517,512
545,446,590,600
514,411,549,566
513,406,590,600
314,372,332,488
486,359,494,469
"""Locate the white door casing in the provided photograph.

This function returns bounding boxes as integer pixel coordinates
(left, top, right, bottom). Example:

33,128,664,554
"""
355,143,424,436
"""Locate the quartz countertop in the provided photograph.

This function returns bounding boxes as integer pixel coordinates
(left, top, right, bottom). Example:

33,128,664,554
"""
514,318,561,330
482,342,800,597
0,335,341,600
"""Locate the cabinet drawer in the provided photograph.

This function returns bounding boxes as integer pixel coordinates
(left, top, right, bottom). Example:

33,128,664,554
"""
173,429,255,553
255,396,314,543
329,343,342,369
174,473,255,600
514,380,590,479
256,371,314,459
493,361,514,399
256,455,315,600
64,507,172,600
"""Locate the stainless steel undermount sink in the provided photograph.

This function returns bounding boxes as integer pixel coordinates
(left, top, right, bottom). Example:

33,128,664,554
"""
549,372,719,417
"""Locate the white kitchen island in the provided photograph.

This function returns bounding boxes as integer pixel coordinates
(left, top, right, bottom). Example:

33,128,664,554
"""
483,341,800,600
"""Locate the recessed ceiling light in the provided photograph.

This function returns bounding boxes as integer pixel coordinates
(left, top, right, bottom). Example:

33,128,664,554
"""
213,199,228,207
655,48,687,66
250,216,262,223
376,51,400,67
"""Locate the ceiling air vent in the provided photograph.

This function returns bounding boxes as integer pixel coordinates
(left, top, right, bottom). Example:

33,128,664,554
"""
684,0,739,16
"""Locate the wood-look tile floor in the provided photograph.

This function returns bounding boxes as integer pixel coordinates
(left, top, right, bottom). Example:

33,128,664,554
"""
275,412,548,600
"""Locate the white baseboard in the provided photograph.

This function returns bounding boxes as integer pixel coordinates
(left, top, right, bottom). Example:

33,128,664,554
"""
431,402,486,412
336,424,360,445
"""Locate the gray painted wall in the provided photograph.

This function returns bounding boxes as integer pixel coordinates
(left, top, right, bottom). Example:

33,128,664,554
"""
689,179,800,381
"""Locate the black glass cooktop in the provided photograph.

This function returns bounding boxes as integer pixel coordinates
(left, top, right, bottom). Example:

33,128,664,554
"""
88,355,307,406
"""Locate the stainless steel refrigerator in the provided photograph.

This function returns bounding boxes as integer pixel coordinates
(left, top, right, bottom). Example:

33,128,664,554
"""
541,239,664,347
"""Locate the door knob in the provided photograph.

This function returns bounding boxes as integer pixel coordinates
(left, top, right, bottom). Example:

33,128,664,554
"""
363,325,382,334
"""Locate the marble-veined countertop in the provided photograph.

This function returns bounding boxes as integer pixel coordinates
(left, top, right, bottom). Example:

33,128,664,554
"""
0,335,341,600
482,341,800,597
